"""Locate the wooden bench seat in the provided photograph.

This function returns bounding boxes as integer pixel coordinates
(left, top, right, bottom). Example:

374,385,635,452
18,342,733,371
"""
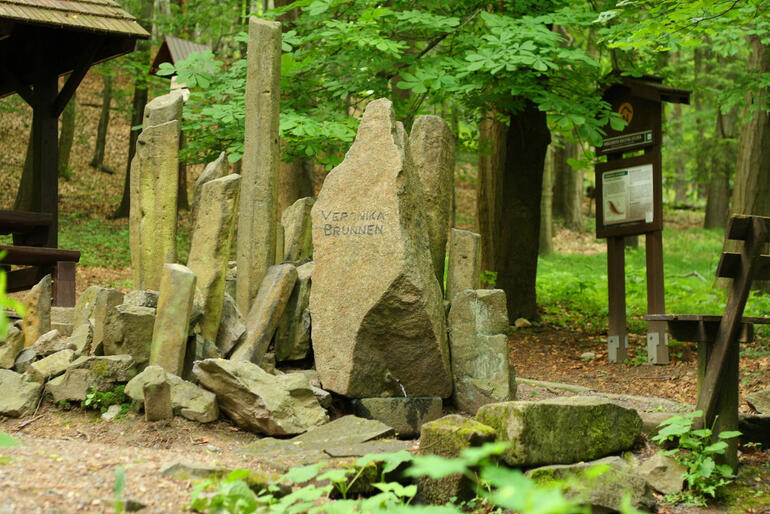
644,214,770,468
0,244,80,307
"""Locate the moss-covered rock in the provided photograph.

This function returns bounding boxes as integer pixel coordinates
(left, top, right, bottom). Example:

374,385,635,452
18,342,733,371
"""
527,456,656,512
416,414,497,505
476,397,642,467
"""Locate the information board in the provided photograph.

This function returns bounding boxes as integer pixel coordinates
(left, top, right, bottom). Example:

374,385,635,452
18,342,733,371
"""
595,153,662,238
602,163,654,226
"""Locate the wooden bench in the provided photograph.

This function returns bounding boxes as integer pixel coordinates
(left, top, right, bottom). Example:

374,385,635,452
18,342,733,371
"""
645,214,770,469
0,210,80,307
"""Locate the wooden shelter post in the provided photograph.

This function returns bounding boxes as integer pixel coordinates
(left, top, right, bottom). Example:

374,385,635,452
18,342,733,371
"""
32,74,60,248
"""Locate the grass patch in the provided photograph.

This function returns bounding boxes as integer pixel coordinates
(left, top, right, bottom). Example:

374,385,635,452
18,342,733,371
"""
537,224,770,341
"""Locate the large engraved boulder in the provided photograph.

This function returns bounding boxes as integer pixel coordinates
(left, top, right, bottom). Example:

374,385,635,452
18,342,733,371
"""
310,98,451,398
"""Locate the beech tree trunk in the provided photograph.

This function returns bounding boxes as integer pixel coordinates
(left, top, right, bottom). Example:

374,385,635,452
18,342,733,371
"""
477,101,551,321
90,74,112,172
112,0,152,219
476,114,507,276
58,91,76,178
551,140,583,231
277,158,314,218
539,144,554,255
723,35,770,292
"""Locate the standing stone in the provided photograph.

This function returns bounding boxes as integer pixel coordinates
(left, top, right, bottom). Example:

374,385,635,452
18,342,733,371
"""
231,263,297,364
50,306,74,336
216,292,246,357
275,224,285,265
21,274,51,347
143,367,173,422
66,321,93,356
187,174,241,341
102,304,155,368
191,151,228,226
445,229,481,302
236,18,282,315
449,289,515,414
130,93,182,290
409,115,454,285
275,261,313,362
281,197,314,262
225,261,237,299
310,98,451,398
126,365,219,423
150,264,196,376
72,285,100,329
0,325,24,369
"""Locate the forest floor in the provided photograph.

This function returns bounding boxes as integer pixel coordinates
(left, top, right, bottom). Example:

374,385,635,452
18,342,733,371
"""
1,71,769,512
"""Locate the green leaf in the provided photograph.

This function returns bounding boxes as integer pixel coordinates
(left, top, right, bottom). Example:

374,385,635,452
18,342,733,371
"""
0,432,21,447
282,463,324,484
404,455,467,479
718,430,742,440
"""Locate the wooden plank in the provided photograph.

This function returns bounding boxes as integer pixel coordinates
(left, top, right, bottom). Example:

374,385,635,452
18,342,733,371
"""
5,267,43,292
726,215,770,241
0,245,80,265
665,319,753,343
607,236,627,362
697,217,768,430
0,210,53,230
716,253,770,280
644,314,770,325
52,260,76,307
645,230,668,363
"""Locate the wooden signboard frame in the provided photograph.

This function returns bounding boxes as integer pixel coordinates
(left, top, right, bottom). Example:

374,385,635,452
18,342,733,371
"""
595,75,690,365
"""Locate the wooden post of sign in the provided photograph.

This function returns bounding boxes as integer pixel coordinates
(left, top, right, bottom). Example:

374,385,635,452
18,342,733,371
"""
645,230,668,363
607,236,628,362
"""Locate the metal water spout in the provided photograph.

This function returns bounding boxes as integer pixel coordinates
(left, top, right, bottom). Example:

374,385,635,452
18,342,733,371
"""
384,370,408,398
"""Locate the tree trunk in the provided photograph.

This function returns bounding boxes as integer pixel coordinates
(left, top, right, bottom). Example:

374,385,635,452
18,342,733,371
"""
58,90,76,178
112,0,152,219
539,144,554,255
90,74,112,172
725,35,770,292
704,173,730,229
551,141,566,219
476,114,507,276
178,133,189,211
277,157,314,218
478,101,551,321
14,126,34,211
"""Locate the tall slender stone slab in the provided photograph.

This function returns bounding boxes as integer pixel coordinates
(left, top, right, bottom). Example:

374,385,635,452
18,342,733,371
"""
21,274,51,347
150,264,197,376
129,119,181,290
191,151,228,225
310,98,451,398
409,115,454,285
281,197,314,262
275,261,313,361
231,263,297,364
445,229,481,302
236,18,282,315
187,174,241,341
91,288,124,346
448,289,515,414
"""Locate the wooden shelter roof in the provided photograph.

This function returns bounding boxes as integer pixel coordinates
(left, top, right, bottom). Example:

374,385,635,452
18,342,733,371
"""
0,0,149,98
150,35,210,75
0,0,147,37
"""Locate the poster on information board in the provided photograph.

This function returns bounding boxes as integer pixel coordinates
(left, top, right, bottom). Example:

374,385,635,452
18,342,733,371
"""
595,153,662,238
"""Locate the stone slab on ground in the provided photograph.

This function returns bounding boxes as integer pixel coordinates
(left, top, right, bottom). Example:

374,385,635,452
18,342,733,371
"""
125,366,219,423
0,369,43,417
240,415,404,464
352,397,443,438
476,396,642,467
193,358,327,436
747,388,770,414
527,456,656,513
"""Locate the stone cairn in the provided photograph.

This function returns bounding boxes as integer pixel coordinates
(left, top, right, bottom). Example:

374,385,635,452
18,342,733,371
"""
0,20,674,509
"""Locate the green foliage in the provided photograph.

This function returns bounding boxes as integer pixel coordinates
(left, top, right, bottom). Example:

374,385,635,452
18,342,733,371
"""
479,270,498,288
0,251,25,339
114,466,126,514
81,386,130,415
0,432,22,448
188,443,588,513
537,223,770,337
652,411,741,505
58,215,131,269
